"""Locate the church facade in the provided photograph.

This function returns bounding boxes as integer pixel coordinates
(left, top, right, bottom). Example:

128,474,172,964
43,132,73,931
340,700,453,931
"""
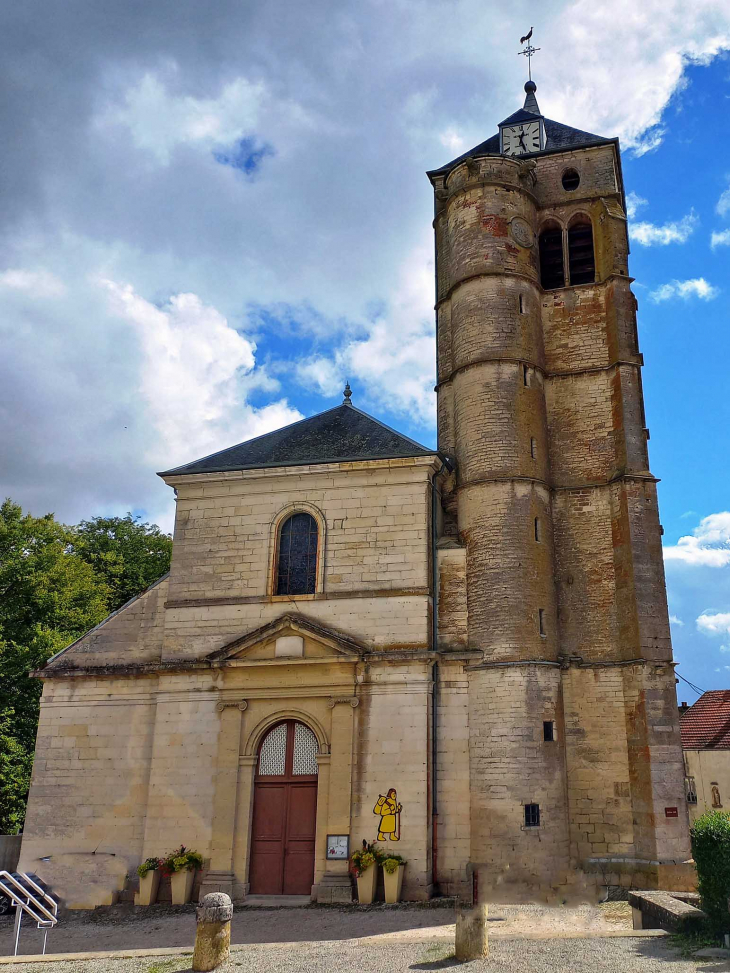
20,81,693,908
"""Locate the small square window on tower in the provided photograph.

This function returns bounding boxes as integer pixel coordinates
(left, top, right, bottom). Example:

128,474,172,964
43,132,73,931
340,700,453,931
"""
534,517,541,542
523,364,529,387
519,294,525,314
524,803,540,828
543,720,555,742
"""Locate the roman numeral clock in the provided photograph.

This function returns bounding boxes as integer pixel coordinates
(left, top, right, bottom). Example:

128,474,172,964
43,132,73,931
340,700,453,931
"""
499,109,545,156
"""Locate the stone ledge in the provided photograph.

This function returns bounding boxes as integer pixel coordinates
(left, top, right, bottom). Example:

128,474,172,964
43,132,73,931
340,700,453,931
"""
628,890,706,933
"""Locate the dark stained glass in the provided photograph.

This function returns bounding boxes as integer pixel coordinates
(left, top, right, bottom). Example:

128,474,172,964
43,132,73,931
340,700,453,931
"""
276,513,318,595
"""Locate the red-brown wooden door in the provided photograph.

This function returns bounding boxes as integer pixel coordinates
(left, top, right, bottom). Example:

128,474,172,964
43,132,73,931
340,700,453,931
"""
249,721,318,895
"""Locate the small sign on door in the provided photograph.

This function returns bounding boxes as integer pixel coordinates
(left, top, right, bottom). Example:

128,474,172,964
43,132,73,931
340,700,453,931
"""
326,835,350,860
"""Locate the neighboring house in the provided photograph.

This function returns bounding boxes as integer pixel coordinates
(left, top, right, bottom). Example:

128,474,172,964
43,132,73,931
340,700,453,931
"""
680,691,730,821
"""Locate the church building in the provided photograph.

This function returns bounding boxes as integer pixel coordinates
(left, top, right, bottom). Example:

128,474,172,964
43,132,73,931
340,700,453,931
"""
20,78,693,908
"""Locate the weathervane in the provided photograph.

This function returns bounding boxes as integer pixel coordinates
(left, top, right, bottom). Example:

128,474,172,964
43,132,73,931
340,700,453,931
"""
518,27,540,81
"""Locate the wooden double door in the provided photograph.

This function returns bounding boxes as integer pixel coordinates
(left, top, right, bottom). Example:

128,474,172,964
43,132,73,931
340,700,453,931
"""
249,720,319,895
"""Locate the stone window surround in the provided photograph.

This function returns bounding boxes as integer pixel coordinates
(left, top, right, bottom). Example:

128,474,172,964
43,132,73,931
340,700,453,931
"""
267,501,327,601
537,211,595,289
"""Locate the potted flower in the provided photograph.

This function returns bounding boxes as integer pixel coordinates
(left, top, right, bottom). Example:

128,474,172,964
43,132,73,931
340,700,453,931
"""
161,846,204,904
351,841,381,904
382,854,407,904
135,857,162,906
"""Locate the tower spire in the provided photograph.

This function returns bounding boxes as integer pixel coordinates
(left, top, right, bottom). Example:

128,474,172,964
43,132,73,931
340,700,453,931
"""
523,80,540,115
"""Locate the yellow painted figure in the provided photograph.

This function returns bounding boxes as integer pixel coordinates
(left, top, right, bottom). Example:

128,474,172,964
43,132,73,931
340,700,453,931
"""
374,788,402,841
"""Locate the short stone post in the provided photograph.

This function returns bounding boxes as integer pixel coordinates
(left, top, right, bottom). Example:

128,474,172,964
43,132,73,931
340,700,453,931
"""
455,867,488,961
192,892,233,972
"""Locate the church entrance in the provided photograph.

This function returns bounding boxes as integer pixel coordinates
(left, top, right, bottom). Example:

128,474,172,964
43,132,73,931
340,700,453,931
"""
249,720,319,895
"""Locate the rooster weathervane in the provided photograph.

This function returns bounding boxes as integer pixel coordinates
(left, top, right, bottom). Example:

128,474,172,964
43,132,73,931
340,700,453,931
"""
518,27,540,81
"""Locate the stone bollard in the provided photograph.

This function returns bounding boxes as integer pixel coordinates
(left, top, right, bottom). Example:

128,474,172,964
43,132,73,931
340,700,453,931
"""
192,892,233,972
455,900,489,961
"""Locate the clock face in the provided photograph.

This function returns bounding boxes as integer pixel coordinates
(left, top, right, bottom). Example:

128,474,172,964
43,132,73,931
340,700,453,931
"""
502,121,541,156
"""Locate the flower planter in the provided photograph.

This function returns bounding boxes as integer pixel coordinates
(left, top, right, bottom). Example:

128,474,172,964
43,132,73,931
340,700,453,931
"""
135,870,160,906
383,864,405,904
356,865,377,904
170,868,195,905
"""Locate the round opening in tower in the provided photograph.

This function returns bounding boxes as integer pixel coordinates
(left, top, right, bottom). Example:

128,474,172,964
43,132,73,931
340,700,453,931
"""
562,168,580,191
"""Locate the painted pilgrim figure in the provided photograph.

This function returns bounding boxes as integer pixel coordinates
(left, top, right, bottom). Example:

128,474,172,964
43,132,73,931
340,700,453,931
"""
374,788,402,841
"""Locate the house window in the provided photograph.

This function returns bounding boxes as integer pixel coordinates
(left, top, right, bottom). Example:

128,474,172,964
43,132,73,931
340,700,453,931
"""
543,721,555,742
568,219,595,285
539,226,565,290
524,803,540,827
276,512,318,596
685,776,697,805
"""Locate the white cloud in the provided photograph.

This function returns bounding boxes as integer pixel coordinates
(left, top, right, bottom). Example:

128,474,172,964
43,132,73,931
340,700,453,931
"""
717,184,730,217
669,615,685,627
631,128,667,157
720,645,730,654
630,211,698,246
649,277,719,302
697,612,730,637
0,269,65,297
99,73,267,166
100,280,302,468
439,129,466,153
665,512,730,567
625,191,648,219
711,229,730,248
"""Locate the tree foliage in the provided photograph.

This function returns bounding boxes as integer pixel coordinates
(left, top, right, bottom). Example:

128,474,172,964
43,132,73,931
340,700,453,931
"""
70,514,172,613
0,499,171,833
691,810,730,931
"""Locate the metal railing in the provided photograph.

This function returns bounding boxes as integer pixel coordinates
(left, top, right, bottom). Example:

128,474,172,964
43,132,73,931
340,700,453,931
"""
0,871,58,956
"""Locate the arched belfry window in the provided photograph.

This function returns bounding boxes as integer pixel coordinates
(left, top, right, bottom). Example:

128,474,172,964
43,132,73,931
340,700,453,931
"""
568,218,595,285
276,512,318,595
539,225,565,290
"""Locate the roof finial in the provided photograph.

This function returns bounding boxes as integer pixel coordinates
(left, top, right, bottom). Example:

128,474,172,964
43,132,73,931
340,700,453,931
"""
518,27,540,83
343,381,353,405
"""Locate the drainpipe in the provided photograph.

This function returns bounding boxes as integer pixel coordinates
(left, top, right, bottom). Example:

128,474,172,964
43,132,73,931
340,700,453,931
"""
431,458,449,894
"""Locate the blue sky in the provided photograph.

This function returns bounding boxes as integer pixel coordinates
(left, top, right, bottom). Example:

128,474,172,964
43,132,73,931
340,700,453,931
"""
0,0,728,698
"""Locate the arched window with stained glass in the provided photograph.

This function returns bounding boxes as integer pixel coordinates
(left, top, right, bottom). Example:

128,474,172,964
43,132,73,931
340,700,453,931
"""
275,512,319,596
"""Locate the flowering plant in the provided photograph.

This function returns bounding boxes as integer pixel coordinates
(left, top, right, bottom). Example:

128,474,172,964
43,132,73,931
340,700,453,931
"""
382,854,406,875
137,857,161,879
351,840,383,876
159,845,203,875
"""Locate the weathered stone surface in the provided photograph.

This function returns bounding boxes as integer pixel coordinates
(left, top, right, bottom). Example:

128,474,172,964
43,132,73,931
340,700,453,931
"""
455,902,489,961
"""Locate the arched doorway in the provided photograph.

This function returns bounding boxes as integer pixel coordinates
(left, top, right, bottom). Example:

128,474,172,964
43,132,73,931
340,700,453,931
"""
249,720,319,895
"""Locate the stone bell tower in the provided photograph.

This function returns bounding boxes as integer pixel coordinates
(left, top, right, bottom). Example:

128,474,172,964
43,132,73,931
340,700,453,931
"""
428,80,692,894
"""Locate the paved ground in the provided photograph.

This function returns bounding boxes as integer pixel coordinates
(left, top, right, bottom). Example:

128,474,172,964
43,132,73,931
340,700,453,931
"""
1,938,725,973
0,902,634,957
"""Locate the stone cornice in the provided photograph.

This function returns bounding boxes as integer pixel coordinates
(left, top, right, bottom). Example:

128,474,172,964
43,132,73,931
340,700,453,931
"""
162,454,442,488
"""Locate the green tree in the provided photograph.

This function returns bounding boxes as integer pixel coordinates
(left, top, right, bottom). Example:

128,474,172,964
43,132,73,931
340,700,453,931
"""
70,514,172,613
0,499,110,832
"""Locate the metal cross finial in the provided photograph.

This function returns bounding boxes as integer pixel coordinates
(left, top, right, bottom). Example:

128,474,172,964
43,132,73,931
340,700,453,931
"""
518,27,540,82
343,381,352,405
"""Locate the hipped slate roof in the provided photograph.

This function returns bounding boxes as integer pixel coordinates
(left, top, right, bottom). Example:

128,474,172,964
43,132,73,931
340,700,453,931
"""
680,691,730,750
160,402,436,476
428,117,612,177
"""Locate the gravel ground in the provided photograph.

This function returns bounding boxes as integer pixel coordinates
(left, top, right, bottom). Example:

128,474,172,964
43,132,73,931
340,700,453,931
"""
0,903,633,957
0,937,716,973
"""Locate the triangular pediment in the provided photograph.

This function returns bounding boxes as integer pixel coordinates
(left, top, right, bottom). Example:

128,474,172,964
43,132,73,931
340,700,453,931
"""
205,612,366,663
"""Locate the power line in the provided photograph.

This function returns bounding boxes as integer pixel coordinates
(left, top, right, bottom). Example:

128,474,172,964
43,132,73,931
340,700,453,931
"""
676,671,706,696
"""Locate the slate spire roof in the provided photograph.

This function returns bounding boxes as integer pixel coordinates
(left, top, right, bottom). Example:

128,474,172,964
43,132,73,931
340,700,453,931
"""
680,691,730,750
160,392,436,476
427,80,613,177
